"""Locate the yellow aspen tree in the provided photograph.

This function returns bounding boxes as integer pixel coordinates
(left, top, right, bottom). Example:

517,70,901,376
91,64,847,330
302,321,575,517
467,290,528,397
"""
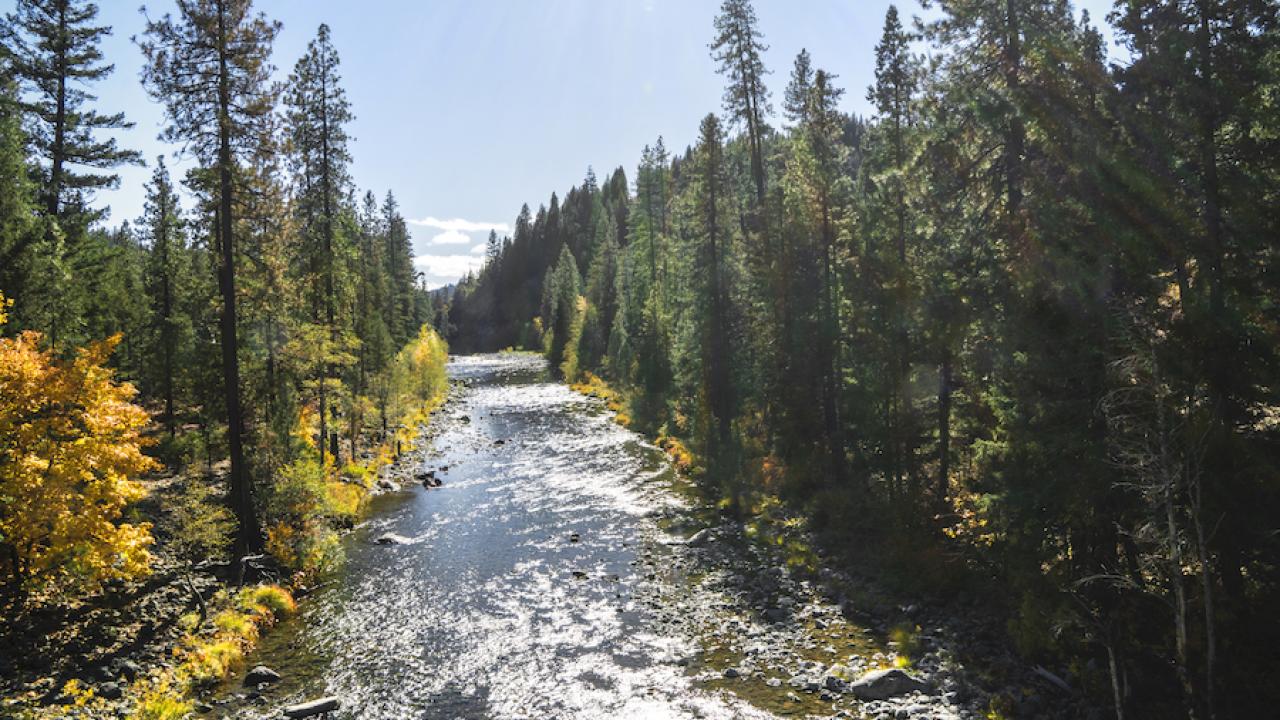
0,292,155,597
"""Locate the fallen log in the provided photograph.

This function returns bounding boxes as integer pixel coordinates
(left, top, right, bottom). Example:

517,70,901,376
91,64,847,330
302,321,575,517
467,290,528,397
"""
283,696,340,718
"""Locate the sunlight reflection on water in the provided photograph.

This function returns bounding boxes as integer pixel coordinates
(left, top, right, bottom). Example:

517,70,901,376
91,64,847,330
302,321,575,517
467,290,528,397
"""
233,354,775,719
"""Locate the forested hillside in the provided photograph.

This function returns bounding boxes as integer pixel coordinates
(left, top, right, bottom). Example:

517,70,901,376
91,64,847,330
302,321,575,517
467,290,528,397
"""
448,1,1280,718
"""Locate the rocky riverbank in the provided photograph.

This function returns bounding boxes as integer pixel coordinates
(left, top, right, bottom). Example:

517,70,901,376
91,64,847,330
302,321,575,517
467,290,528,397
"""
630,492,1100,720
1,564,214,714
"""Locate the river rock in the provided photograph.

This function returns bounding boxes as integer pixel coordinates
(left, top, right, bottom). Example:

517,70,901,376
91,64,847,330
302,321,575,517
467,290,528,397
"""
374,532,411,545
244,665,280,685
846,668,929,700
685,528,713,547
827,663,856,681
97,681,122,700
114,659,141,681
283,696,340,718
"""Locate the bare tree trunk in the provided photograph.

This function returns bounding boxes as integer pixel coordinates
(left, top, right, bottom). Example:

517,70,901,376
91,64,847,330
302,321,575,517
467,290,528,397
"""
1106,642,1126,720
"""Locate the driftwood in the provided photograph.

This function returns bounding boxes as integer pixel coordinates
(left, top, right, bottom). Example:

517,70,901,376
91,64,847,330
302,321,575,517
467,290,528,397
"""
283,696,340,718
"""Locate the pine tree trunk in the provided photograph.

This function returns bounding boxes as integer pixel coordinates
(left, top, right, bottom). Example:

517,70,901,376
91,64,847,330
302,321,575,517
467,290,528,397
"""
47,1,67,220
1190,478,1218,720
216,0,259,562
163,268,176,440
322,62,339,467
820,198,844,484
937,347,952,512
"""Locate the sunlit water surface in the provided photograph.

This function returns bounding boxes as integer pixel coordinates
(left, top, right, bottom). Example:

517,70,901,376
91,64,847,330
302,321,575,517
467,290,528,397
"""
230,354,774,720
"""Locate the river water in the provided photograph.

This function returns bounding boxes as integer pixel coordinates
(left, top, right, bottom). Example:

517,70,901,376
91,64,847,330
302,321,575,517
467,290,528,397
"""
228,354,777,719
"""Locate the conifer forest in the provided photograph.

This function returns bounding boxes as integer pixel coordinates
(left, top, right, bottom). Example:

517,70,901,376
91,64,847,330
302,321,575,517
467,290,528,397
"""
1,1,1278,719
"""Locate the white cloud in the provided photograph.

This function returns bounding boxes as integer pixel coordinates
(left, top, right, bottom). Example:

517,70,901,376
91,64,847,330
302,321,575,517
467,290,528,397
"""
414,253,486,289
409,216,510,234
469,242,488,255
429,229,473,245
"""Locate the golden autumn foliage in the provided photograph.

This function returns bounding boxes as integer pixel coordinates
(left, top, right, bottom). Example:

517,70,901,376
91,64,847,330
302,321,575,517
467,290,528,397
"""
0,293,156,595
262,324,449,579
388,324,449,419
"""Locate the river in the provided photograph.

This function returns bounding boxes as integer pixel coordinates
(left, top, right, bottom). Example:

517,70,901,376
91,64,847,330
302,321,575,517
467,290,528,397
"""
223,354,781,719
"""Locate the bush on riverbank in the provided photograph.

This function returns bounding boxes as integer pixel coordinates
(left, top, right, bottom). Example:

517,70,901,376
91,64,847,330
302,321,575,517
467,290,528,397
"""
0,294,157,600
263,325,448,580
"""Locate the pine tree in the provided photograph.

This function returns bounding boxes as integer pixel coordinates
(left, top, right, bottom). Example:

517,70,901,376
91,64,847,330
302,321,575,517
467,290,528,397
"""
868,4,922,504
788,67,848,484
1,0,140,222
381,191,416,347
694,113,734,453
139,0,281,560
710,0,771,209
544,244,580,376
355,189,392,435
0,72,38,321
783,48,813,126
140,157,189,441
286,23,354,466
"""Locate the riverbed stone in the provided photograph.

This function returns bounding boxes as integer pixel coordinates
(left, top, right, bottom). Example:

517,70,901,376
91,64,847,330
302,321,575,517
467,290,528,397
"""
244,665,280,685
847,667,929,700
374,532,411,545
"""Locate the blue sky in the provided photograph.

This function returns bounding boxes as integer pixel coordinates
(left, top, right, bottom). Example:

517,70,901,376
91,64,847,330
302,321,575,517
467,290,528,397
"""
11,0,1120,288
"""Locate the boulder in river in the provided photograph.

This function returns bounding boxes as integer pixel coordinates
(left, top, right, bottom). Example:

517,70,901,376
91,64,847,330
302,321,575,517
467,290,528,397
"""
374,532,411,545
283,697,340,718
845,667,928,700
244,665,280,686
